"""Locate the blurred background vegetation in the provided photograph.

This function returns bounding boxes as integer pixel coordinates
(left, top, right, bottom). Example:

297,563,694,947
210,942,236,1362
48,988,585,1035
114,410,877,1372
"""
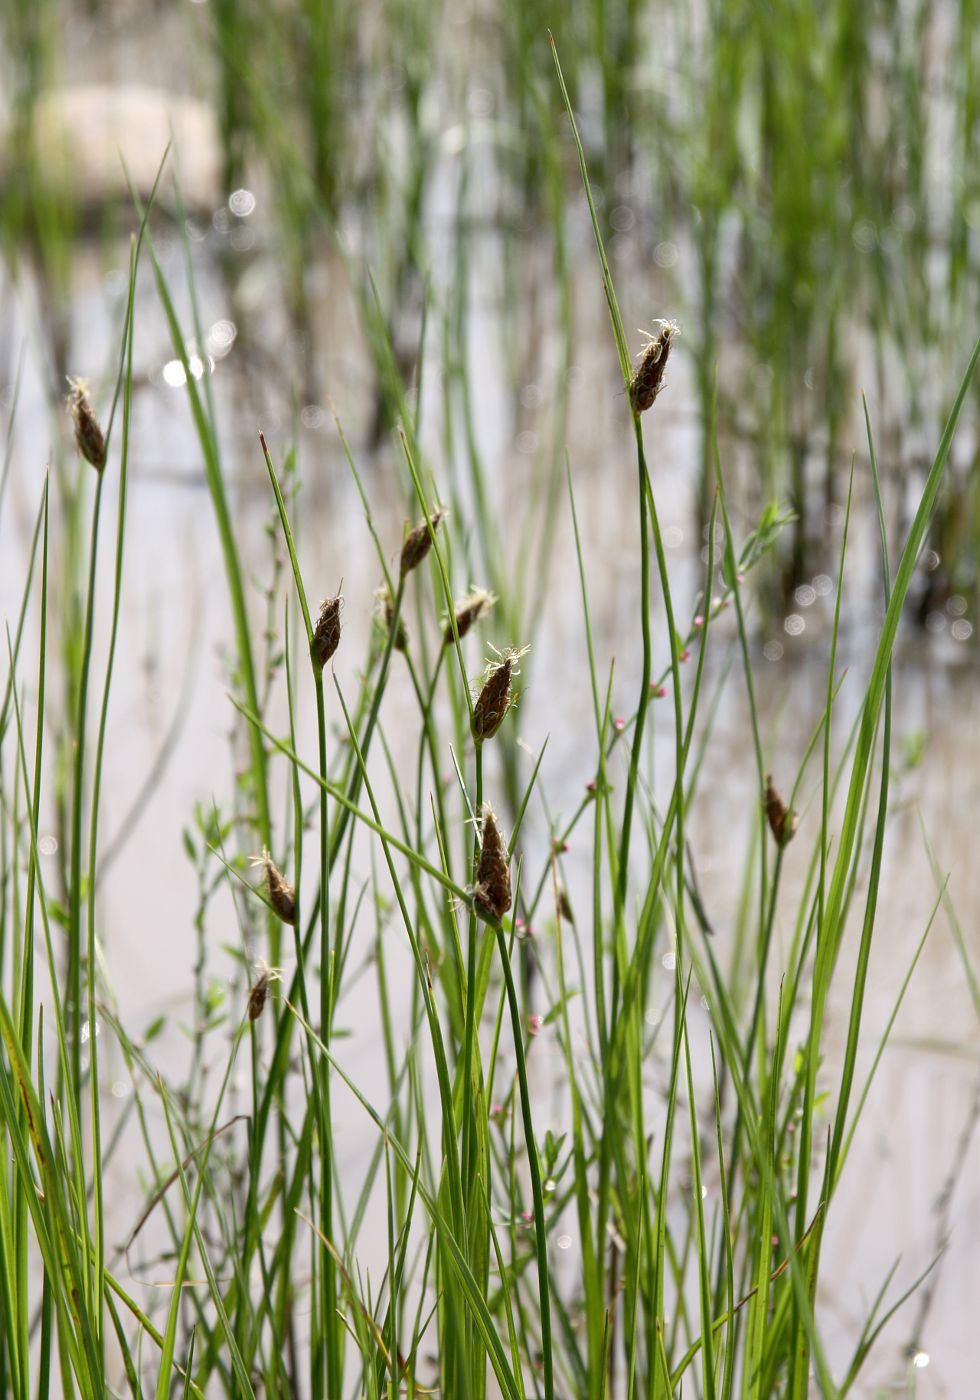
2,0,979,634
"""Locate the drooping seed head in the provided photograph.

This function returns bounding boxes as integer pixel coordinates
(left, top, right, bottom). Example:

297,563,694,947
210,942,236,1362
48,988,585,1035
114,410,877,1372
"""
765,774,797,847
444,587,496,647
628,319,679,417
374,585,408,652
67,377,106,472
250,849,296,924
471,645,528,744
312,595,343,670
472,803,511,922
400,507,446,578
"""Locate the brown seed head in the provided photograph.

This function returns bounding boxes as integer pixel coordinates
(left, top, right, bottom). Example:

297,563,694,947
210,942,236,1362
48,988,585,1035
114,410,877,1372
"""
765,774,798,847
400,507,446,578
312,595,343,670
472,645,528,744
375,585,408,652
472,804,511,922
247,961,282,1022
628,319,679,417
444,588,495,647
67,377,106,472
251,849,296,924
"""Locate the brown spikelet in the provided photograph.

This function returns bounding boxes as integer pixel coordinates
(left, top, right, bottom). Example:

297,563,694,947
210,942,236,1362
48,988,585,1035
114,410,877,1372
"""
67,378,106,472
472,804,511,922
472,645,528,744
251,850,296,924
375,585,408,651
444,588,495,647
247,961,281,1022
628,320,679,417
247,976,269,1021
765,774,797,847
312,595,343,669
400,507,446,578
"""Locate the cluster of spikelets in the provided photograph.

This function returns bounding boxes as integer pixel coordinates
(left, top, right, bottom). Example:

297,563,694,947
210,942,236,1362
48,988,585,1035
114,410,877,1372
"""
60,356,578,1016
68,308,676,1029
237,498,525,1026
464,641,528,922
62,374,528,1015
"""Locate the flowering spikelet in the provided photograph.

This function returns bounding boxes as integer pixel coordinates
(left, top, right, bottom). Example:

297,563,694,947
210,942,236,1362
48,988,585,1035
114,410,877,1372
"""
67,378,106,472
400,507,446,578
444,587,495,647
247,960,282,1022
628,319,679,417
312,595,343,669
250,849,296,924
472,645,528,744
472,804,511,922
375,585,408,651
765,774,797,847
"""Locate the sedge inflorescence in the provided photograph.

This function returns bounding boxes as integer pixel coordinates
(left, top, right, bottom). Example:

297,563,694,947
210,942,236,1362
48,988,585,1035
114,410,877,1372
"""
765,774,798,847
247,960,282,1022
472,804,512,923
445,587,495,647
472,645,528,744
400,507,446,578
67,377,107,472
250,849,296,925
312,595,343,669
628,319,679,417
